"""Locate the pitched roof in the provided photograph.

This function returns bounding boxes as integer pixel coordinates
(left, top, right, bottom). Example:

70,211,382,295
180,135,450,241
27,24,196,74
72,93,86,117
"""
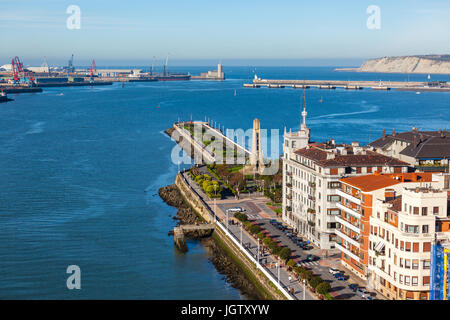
294,145,409,168
369,130,450,159
339,172,434,192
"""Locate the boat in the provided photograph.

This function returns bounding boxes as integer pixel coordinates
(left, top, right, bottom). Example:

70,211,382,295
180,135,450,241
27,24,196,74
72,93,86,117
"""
153,54,190,81
234,89,237,96
0,90,13,103
416,91,421,95
319,96,323,103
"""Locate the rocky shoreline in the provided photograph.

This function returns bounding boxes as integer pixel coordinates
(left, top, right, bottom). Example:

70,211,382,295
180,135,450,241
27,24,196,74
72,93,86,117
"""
158,184,263,300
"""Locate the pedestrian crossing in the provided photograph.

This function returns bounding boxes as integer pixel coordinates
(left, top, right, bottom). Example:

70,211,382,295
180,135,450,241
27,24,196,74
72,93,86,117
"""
297,261,320,267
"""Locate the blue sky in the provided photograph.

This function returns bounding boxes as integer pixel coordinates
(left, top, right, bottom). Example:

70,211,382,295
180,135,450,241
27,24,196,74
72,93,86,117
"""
0,0,449,66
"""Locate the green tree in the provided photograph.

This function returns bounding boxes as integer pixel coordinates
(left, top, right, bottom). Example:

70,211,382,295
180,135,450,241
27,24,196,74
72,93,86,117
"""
287,259,296,268
316,282,331,296
279,247,292,261
308,276,323,289
257,232,265,240
262,237,272,247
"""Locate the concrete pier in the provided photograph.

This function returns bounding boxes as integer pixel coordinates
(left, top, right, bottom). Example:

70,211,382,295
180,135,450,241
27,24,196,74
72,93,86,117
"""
243,78,449,91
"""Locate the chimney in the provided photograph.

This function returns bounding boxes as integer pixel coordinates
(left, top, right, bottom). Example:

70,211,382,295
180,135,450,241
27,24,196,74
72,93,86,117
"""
382,128,386,140
392,129,396,137
419,134,424,142
326,152,336,159
413,135,417,147
442,129,446,138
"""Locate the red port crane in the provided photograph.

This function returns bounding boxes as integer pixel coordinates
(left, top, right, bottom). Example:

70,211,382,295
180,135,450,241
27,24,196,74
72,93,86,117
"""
11,56,35,85
89,59,96,77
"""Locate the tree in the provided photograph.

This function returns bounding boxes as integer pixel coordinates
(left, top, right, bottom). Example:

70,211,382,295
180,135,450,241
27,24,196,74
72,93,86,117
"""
301,270,313,281
279,247,292,261
257,232,265,240
287,259,296,268
316,282,331,296
308,276,323,289
262,237,272,247
249,224,261,235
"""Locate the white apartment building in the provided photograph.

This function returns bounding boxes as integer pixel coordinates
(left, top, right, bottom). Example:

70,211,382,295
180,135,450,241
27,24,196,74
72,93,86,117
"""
282,104,410,250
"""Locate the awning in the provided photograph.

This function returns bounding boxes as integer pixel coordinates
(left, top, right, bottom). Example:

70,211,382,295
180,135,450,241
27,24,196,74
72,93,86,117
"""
374,241,385,253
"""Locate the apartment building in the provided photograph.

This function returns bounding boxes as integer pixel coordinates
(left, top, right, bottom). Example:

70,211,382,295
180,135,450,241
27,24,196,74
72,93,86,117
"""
282,131,410,249
369,128,450,172
337,172,450,300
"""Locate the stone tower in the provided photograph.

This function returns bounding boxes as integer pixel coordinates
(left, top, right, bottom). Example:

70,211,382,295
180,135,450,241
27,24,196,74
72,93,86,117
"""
249,118,265,173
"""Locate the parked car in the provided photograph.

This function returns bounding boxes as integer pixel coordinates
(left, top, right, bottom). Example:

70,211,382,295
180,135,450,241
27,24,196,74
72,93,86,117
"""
365,295,375,300
348,283,358,292
336,274,345,281
356,288,369,297
227,207,245,213
306,254,318,262
329,267,340,275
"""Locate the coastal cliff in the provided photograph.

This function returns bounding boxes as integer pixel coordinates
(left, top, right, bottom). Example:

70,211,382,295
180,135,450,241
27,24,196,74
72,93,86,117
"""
336,55,450,74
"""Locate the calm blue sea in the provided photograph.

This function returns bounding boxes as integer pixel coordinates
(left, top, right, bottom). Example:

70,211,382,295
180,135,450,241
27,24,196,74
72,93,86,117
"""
0,67,449,299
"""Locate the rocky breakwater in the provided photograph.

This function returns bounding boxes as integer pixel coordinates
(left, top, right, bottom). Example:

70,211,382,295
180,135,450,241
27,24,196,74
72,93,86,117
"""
159,183,263,300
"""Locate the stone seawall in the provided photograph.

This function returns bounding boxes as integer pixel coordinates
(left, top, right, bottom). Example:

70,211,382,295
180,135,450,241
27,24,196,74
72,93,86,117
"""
160,173,285,300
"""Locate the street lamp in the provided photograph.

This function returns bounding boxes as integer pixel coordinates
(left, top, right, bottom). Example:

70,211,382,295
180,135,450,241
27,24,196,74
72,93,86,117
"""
257,240,260,264
226,209,229,230
240,222,243,246
303,279,306,300
277,257,280,285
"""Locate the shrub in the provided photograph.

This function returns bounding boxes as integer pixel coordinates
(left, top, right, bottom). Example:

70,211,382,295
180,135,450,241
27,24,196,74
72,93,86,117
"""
257,232,265,240
249,224,261,235
308,276,323,289
262,237,272,247
279,247,292,261
244,221,253,229
316,282,331,296
287,259,296,268
301,270,313,281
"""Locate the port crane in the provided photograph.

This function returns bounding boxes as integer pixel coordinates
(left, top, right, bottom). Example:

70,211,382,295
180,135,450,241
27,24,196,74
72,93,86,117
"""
89,59,96,83
11,56,35,86
66,54,75,76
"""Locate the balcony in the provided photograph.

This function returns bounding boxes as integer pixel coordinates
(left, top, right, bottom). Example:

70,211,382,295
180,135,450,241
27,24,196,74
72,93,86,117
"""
335,242,361,262
286,206,292,212
286,183,292,188
286,171,293,177
334,229,360,248
308,194,316,201
286,194,292,200
336,189,361,205
335,216,360,234
336,202,362,219
308,181,316,188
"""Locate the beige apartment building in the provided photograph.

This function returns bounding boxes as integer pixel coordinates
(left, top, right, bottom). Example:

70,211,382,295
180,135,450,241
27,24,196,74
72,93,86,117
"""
337,172,450,300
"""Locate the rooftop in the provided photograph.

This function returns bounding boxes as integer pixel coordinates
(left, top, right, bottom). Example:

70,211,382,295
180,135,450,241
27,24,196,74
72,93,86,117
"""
294,143,409,168
340,172,435,192
369,128,450,159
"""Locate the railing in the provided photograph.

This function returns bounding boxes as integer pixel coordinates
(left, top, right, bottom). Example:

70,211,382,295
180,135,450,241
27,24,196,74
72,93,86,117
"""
178,172,294,300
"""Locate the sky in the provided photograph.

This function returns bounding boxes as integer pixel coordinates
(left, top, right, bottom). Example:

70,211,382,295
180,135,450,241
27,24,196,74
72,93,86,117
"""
0,0,449,66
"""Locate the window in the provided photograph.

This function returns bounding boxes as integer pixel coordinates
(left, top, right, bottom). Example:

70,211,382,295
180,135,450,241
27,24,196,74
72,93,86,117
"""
328,181,341,189
422,225,429,234
399,275,403,284
423,242,431,252
423,276,430,285
327,195,340,202
433,206,439,214
330,168,338,175
405,259,411,269
406,242,411,252
422,207,428,216
327,209,340,215
405,276,410,285
356,167,362,173
406,225,419,234
423,260,431,269
367,167,372,173
413,242,419,252
412,259,419,270
413,207,419,215
412,277,418,286
400,258,404,268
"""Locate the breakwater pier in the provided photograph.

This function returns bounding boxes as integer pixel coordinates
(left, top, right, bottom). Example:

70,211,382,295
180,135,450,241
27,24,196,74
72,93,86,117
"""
244,78,450,92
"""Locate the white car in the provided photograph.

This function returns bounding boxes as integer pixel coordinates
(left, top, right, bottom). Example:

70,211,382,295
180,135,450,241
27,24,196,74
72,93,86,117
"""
227,207,246,213
329,267,340,275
